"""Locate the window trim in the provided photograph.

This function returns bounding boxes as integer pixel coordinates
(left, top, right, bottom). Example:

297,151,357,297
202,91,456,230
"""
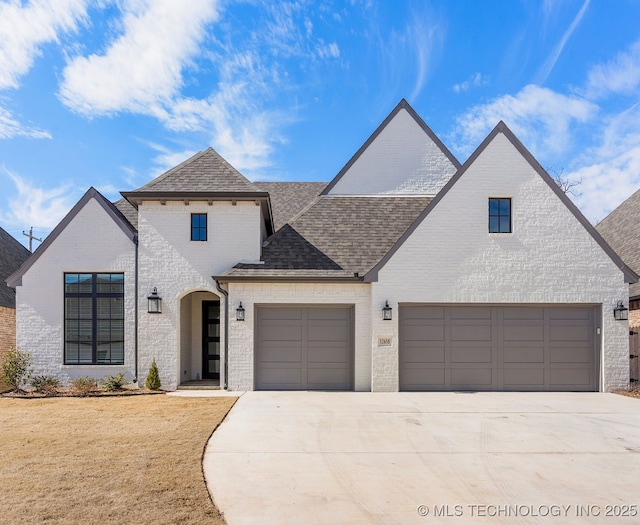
191,213,207,241
488,197,512,234
64,272,124,365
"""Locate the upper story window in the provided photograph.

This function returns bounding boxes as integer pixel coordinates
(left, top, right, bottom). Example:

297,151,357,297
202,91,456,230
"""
191,213,207,241
64,273,124,365
489,198,511,233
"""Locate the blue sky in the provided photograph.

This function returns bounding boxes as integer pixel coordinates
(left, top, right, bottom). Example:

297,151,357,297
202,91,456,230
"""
1,0,640,248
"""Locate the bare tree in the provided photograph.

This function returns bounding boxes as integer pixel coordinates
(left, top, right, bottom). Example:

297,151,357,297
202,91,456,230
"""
548,166,582,197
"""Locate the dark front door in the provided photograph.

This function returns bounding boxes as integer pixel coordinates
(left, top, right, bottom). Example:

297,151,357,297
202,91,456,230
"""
202,301,220,380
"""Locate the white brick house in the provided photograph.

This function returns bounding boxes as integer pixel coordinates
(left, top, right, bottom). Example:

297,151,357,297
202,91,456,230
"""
7,100,636,392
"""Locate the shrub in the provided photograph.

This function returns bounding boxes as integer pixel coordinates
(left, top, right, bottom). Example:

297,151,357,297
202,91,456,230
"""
102,373,126,392
145,359,161,390
1,347,32,392
31,375,61,396
69,376,98,396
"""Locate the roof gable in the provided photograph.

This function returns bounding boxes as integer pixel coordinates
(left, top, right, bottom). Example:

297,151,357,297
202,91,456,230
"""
364,121,638,283
0,227,30,308
322,99,460,196
6,187,137,287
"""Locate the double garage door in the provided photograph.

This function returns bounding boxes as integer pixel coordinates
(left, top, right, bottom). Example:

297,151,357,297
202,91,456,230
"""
255,306,353,390
400,305,598,391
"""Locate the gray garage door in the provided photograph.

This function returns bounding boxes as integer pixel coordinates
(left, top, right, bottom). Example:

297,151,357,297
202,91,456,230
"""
400,305,598,391
255,306,353,390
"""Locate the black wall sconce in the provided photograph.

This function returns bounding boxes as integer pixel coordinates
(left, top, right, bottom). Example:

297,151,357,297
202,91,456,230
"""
382,301,392,321
613,300,628,321
147,287,162,314
236,302,245,321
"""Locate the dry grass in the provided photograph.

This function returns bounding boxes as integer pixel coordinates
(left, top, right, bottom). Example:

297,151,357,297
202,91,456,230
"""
617,388,640,399
0,395,237,524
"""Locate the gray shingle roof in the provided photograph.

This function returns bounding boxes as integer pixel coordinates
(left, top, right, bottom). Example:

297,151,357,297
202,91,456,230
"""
254,182,327,231
229,196,432,278
113,198,138,230
596,187,640,298
129,148,263,194
0,227,30,308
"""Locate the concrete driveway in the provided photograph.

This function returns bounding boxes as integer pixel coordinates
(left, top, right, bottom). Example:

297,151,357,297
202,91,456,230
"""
204,392,640,525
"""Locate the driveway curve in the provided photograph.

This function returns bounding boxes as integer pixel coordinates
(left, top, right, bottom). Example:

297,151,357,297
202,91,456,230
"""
204,392,640,525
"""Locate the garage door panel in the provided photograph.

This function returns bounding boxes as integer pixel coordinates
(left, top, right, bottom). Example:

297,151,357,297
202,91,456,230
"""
402,306,445,320
503,345,544,363
400,305,597,392
256,306,352,390
451,345,492,363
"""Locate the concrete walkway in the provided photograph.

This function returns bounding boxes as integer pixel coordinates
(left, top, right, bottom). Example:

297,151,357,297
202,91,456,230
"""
204,392,640,525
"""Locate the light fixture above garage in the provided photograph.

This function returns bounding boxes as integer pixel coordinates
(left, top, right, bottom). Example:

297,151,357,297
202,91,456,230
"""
236,302,245,321
613,300,628,321
382,301,392,321
147,287,162,314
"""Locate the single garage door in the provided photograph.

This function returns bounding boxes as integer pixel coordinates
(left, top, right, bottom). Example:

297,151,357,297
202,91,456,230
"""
400,305,598,391
255,306,353,390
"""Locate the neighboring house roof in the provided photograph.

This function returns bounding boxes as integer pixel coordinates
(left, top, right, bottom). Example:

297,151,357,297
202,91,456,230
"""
6,188,137,288
113,198,139,230
321,98,461,196
596,187,640,299
220,196,432,280
254,182,327,231
0,227,29,308
363,121,639,284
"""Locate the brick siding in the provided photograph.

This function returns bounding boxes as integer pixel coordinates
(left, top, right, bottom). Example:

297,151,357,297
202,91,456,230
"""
0,306,16,391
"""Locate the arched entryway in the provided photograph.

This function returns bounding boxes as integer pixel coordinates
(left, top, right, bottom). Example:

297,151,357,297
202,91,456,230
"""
178,290,221,386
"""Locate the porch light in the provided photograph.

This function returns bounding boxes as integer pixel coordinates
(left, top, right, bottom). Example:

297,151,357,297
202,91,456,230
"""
147,287,162,314
614,300,628,321
382,301,392,321
236,302,245,321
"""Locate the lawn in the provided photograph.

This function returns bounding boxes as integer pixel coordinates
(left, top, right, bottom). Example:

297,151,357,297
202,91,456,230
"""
0,395,237,524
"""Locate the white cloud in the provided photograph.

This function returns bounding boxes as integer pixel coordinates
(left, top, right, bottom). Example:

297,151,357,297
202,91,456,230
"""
316,41,340,60
584,39,640,99
0,106,51,139
453,73,488,93
0,168,79,233
536,0,590,84
0,0,89,90
59,0,220,116
450,84,597,159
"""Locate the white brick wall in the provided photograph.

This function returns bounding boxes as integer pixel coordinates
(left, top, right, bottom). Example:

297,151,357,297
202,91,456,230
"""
137,200,261,388
327,108,457,196
15,198,137,383
227,282,372,391
371,133,629,392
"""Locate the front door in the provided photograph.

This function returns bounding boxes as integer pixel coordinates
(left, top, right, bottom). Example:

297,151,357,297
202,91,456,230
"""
202,301,220,380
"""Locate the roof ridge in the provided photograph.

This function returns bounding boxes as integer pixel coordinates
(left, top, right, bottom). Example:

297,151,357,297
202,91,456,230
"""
133,148,209,191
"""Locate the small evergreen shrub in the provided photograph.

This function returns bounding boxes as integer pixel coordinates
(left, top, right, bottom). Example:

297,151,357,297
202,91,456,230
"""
1,347,32,392
145,359,161,390
31,375,61,396
102,373,126,392
69,376,98,396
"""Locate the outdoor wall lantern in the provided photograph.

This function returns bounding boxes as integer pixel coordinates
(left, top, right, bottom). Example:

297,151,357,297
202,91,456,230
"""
382,301,392,321
236,302,246,321
147,287,162,314
613,300,629,321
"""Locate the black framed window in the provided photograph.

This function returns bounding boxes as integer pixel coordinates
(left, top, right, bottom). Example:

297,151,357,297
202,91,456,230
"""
64,273,124,364
191,213,207,241
489,198,511,233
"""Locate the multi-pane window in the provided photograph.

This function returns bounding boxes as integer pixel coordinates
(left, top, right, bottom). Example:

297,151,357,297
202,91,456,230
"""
489,198,511,233
191,213,207,241
64,273,124,364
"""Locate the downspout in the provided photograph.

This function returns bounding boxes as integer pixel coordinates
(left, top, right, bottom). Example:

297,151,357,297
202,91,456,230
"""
134,236,139,384
214,279,229,389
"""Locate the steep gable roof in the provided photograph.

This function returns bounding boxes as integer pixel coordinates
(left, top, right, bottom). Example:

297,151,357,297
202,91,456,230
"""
0,227,30,308
6,187,137,288
596,187,640,298
364,121,639,284
254,182,327,230
322,99,461,196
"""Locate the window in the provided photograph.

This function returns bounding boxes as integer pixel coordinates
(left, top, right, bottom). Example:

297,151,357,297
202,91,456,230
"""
64,273,124,364
489,198,511,233
191,213,207,241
